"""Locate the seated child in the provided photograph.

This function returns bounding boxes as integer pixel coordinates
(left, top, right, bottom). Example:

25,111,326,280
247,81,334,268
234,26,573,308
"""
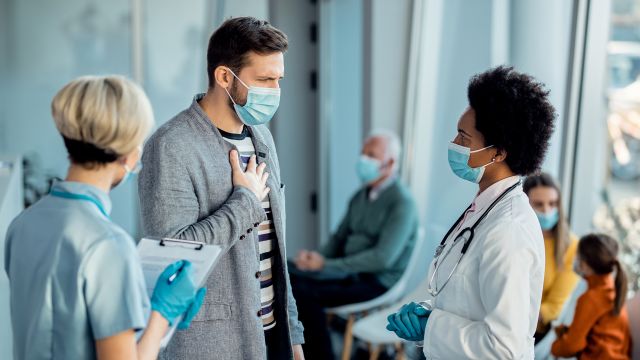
551,233,632,360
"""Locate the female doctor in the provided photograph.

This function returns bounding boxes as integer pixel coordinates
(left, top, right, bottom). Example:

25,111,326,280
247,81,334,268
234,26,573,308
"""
387,66,556,359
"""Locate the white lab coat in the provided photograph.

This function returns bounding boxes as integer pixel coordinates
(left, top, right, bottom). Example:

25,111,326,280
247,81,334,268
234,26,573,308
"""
423,176,545,359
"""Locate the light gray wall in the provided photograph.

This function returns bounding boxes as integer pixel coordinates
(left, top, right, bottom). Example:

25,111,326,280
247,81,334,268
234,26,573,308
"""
319,0,365,239
567,0,611,235
509,0,574,178
142,0,210,125
1,0,136,233
368,0,413,137
269,0,319,255
0,0,9,150
420,0,495,256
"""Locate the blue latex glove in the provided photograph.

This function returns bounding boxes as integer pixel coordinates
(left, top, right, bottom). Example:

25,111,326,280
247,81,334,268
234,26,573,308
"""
177,287,207,330
386,302,431,341
151,260,197,326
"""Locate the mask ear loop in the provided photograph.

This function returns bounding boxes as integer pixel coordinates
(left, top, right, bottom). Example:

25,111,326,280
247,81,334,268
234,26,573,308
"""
120,145,143,174
478,158,496,169
469,144,494,154
472,146,497,169
223,67,250,106
225,67,250,89
224,86,238,106
488,147,501,166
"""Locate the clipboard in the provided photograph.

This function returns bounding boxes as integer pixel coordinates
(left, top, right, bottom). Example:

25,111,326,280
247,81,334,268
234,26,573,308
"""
137,237,223,348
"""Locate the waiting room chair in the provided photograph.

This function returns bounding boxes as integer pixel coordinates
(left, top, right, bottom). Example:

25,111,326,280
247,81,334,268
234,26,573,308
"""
327,227,427,360
350,272,431,360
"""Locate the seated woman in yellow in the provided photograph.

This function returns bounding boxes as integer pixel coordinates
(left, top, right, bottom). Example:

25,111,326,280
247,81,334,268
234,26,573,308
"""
524,173,580,342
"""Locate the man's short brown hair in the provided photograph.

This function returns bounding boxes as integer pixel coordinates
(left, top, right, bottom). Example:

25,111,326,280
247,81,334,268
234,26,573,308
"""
206,17,288,88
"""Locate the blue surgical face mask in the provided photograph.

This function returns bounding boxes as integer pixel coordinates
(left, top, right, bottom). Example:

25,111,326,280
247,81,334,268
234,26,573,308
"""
573,258,583,277
120,162,142,187
356,155,382,184
535,208,559,231
447,142,495,183
224,68,281,126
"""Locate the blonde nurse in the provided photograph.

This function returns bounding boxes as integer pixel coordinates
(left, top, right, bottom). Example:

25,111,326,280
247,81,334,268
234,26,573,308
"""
5,76,206,360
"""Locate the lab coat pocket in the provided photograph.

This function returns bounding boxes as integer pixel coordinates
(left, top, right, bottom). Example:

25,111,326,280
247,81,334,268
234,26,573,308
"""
192,302,232,322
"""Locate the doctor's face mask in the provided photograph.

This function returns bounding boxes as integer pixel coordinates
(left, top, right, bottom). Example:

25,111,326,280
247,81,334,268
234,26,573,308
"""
448,107,496,183
447,143,495,183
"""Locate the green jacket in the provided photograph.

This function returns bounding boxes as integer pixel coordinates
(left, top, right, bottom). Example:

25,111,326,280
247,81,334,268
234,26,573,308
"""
322,179,418,288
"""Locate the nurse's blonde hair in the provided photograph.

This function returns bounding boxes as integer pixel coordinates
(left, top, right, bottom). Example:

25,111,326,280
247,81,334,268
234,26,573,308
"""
51,75,154,166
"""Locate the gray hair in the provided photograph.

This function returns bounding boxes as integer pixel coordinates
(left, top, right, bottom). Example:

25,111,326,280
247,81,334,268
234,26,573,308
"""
367,129,402,172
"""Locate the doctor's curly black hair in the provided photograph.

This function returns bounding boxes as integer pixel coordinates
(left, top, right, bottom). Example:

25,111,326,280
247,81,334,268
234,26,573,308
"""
468,66,556,176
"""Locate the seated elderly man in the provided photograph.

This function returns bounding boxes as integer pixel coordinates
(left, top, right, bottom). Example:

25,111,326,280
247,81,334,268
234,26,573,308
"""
290,130,418,360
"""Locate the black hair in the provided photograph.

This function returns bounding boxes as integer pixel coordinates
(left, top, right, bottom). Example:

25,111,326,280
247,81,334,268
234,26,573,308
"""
206,17,288,88
468,66,556,175
62,137,119,168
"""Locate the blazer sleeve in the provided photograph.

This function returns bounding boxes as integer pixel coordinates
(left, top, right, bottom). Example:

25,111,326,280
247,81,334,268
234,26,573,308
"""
284,261,305,344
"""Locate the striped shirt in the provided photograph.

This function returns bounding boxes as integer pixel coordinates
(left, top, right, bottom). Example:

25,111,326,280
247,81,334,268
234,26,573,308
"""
220,127,277,331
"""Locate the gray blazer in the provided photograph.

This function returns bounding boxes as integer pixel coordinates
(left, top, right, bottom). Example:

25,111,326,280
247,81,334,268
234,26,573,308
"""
139,95,304,360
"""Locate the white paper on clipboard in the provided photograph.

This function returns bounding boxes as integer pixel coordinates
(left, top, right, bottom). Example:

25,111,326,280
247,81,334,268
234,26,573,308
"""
137,237,223,348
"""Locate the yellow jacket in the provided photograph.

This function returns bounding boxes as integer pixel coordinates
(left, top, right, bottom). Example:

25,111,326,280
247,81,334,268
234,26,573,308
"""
540,234,580,324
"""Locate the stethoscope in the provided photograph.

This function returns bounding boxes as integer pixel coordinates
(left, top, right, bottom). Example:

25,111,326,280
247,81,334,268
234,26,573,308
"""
426,180,521,298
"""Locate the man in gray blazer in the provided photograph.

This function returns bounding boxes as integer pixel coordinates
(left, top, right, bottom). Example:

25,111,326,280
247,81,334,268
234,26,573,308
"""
139,17,305,360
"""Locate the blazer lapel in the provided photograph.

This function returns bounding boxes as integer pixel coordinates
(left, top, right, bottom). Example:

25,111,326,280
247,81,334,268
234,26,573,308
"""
248,127,287,263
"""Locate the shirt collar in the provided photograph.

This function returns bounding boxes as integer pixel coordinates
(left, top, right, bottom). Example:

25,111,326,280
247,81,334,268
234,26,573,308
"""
192,93,272,166
585,273,615,289
194,93,205,103
471,175,521,213
368,175,397,201
51,181,113,216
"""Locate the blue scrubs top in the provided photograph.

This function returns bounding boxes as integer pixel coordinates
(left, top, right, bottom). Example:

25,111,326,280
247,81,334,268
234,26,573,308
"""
4,181,150,360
